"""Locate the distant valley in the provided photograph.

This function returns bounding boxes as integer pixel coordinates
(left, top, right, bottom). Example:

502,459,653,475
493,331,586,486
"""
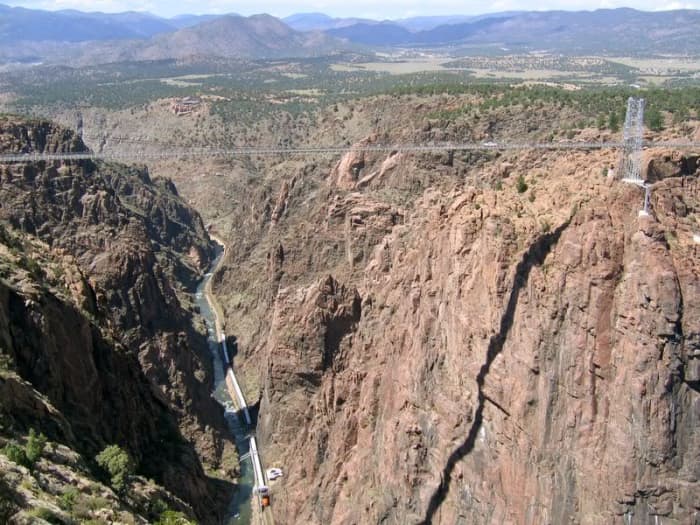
1,5,700,67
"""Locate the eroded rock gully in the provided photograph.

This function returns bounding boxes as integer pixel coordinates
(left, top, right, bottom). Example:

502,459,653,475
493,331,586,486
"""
221,141,699,524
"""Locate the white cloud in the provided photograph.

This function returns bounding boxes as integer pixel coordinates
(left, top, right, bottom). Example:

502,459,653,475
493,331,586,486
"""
654,1,695,8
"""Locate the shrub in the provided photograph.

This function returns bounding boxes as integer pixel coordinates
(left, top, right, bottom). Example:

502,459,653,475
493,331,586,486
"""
95,445,134,493
646,106,664,131
25,428,47,466
28,507,65,524
155,510,196,525
59,487,79,511
516,174,528,194
3,442,29,468
3,429,47,470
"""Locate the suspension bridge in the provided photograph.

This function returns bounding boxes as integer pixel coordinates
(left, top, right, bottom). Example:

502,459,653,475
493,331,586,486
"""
0,138,698,163
0,97,697,220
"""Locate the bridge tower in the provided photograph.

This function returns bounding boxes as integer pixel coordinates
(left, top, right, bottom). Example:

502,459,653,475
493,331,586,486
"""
620,97,650,215
621,97,645,185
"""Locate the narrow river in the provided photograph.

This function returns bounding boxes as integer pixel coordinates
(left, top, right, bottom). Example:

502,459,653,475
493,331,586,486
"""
195,245,254,525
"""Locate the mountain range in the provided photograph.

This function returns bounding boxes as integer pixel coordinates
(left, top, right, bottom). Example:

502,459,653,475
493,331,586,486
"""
0,4,698,65
0,4,225,44
324,8,700,53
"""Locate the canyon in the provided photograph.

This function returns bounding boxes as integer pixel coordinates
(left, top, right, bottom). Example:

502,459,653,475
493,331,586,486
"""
0,117,237,523
1,88,698,525
200,98,700,523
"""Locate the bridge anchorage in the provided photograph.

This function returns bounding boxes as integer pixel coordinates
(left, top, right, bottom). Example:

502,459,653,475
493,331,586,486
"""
620,96,651,217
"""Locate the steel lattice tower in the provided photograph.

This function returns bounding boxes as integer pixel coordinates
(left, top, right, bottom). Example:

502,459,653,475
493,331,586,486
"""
621,97,645,185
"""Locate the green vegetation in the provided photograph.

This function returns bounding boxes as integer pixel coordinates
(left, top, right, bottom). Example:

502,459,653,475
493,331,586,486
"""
422,84,700,128
95,445,134,493
58,487,79,511
596,114,606,129
0,353,13,372
2,428,47,470
516,174,529,194
155,510,196,525
3,54,699,140
646,106,664,131
25,428,48,466
28,506,65,524
2,442,27,468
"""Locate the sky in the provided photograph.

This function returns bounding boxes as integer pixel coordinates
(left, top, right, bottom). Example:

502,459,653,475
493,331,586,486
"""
1,0,696,18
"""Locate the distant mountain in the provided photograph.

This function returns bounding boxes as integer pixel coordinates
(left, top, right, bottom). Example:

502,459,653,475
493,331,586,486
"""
327,22,414,46
40,14,346,65
327,17,511,46
325,8,700,54
393,15,477,31
0,5,698,65
283,12,376,31
0,7,344,64
284,11,527,33
394,12,525,31
130,14,341,60
0,4,175,43
0,4,231,44
168,14,228,29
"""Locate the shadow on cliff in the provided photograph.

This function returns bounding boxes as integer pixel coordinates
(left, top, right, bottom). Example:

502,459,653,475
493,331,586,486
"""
419,219,571,525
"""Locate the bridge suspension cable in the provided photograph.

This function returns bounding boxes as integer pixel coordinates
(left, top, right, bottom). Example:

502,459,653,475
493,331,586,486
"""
1,140,699,163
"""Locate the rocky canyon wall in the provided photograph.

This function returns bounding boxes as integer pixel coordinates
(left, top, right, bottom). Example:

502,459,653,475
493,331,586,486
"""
0,116,235,523
209,100,699,524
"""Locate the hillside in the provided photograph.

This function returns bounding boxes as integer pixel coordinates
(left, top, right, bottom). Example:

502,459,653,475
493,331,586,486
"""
0,13,345,66
283,13,374,32
327,8,700,53
134,14,341,61
0,4,176,44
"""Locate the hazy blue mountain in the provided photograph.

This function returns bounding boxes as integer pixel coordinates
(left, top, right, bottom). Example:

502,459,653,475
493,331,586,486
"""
0,5,698,62
323,8,700,54
133,14,341,59
326,17,511,46
394,12,525,31
393,15,477,31
168,14,228,29
0,4,175,43
327,22,414,45
284,12,376,31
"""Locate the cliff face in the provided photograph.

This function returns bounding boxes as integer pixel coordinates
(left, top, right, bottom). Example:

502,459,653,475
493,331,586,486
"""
260,165,699,525
0,117,234,523
208,95,699,524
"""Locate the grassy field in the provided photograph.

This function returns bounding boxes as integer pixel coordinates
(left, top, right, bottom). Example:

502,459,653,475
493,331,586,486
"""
331,54,700,84
607,56,700,73
331,58,451,74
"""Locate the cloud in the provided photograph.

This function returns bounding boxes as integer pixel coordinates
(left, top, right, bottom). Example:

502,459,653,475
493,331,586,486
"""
654,0,695,8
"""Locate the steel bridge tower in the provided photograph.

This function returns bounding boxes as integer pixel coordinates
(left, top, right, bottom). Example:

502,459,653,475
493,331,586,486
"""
620,97,651,216
621,97,645,185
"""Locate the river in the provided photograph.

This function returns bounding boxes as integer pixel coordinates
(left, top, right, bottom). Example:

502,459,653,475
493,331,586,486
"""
195,245,254,525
